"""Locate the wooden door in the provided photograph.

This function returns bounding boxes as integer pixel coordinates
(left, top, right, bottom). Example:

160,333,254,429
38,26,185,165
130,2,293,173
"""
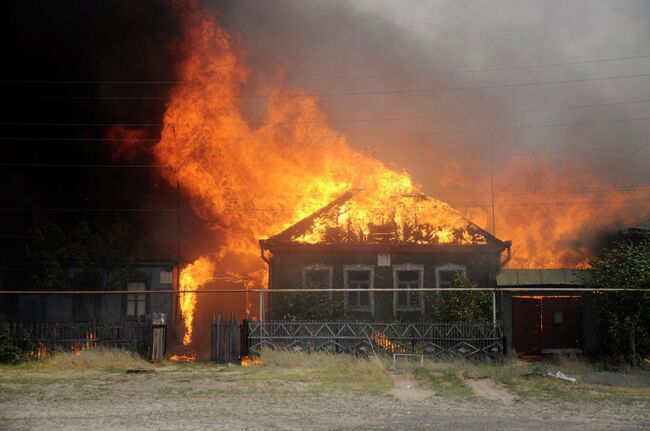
541,297,582,351
512,297,541,355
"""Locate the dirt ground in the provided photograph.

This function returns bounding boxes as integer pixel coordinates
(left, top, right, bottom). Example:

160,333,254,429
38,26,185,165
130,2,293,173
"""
0,363,649,431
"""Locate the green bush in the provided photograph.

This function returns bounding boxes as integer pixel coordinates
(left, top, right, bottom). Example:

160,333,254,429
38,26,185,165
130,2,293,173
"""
0,331,27,364
425,273,491,322
272,289,344,321
590,239,650,366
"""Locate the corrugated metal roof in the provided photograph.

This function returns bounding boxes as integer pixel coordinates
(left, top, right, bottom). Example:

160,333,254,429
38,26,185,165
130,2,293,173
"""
497,268,592,286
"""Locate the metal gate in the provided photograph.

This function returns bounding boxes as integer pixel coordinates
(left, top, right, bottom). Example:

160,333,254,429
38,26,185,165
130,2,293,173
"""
247,320,503,360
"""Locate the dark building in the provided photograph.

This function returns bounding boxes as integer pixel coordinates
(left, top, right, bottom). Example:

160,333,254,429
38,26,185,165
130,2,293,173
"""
260,191,511,320
4,227,179,327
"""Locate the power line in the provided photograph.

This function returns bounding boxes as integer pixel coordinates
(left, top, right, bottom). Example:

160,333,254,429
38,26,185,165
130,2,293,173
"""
2,182,650,200
439,185,650,197
2,143,650,168
0,137,160,142
457,199,650,208
0,208,195,212
491,143,650,160
3,52,650,85
2,114,649,141
0,287,646,294
2,96,650,128
298,53,650,81
2,196,650,213
0,163,175,169
3,71,650,100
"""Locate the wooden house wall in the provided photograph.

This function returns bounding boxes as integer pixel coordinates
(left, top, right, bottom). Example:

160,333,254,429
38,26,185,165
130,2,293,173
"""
9,265,176,324
268,249,500,321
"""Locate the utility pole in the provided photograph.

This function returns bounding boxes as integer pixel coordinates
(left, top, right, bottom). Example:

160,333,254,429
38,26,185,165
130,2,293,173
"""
176,168,181,266
489,135,496,236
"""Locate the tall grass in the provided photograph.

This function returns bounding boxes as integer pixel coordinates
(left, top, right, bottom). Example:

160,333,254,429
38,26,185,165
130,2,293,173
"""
41,347,151,370
257,349,390,392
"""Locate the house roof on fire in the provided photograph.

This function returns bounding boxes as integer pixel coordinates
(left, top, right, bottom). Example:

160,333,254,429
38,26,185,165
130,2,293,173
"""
262,190,504,250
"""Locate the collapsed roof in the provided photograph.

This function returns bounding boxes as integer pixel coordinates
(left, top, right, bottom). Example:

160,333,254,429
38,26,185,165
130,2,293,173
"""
262,190,504,250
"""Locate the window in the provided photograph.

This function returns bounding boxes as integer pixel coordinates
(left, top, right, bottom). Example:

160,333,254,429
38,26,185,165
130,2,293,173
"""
343,265,374,314
393,264,424,315
301,264,332,289
160,270,173,284
554,312,564,325
435,264,466,289
126,281,146,318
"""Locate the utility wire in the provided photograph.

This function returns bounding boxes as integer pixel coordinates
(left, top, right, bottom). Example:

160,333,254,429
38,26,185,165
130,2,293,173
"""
0,163,175,168
3,182,650,202
2,114,649,141
3,197,650,212
3,71,650,100
3,52,650,84
2,96,650,127
2,143,650,168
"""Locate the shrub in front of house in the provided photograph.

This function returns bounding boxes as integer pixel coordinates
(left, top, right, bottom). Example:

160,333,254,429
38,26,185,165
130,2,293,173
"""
424,273,492,323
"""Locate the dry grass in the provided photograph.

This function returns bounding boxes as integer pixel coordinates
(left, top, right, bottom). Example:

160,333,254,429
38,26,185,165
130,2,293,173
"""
254,348,391,392
408,354,650,404
33,347,150,371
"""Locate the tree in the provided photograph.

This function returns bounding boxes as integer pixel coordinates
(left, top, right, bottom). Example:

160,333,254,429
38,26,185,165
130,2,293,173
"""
27,218,137,292
425,273,491,322
590,239,650,366
272,282,345,321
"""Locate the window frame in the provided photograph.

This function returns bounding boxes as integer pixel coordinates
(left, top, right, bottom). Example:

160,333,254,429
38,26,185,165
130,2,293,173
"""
343,264,375,315
435,263,467,290
125,280,148,320
392,263,425,315
301,264,333,298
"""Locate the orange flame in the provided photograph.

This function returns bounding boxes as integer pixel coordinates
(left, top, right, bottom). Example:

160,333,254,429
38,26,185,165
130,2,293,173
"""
170,353,197,362
71,330,97,355
240,355,262,366
153,7,435,345
111,3,650,347
179,257,215,345
29,343,47,360
372,331,406,354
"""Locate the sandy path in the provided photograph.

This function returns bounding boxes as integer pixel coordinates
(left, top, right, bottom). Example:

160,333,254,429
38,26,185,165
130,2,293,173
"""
389,372,433,401
467,378,516,405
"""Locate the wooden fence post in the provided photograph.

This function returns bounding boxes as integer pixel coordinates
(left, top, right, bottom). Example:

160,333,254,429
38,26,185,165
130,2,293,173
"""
150,313,166,362
211,314,241,363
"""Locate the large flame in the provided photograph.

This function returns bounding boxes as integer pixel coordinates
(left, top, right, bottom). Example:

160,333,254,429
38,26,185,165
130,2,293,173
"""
286,193,489,245
179,256,214,345
159,7,423,344
114,3,650,346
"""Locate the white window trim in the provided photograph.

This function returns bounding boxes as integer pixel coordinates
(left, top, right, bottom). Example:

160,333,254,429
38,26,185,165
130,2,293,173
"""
435,263,467,290
393,263,425,316
301,264,333,299
343,264,375,315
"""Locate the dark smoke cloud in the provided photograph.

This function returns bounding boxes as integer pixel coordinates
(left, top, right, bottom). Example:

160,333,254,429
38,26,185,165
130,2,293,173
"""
4,0,649,265
210,0,650,196
203,0,650,261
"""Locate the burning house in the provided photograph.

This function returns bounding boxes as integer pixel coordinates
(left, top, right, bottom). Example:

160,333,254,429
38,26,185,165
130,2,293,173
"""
260,190,511,320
